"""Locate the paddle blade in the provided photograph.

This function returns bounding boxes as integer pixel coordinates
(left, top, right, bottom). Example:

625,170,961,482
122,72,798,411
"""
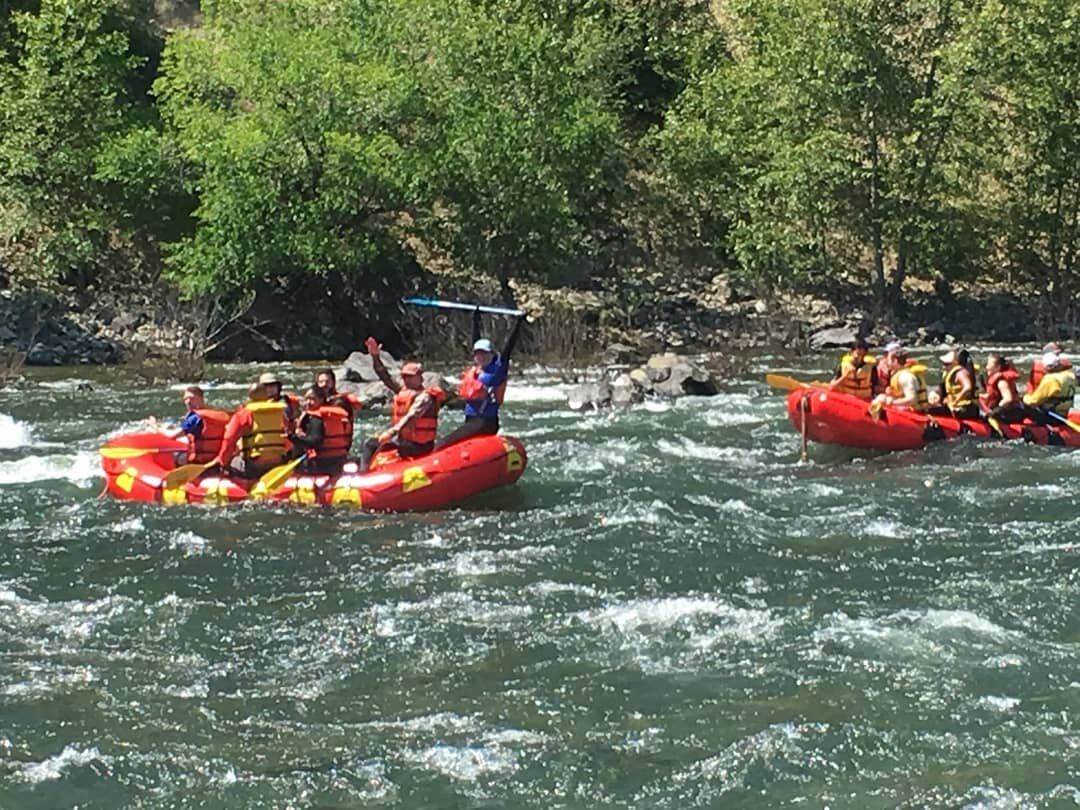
162,462,212,490
250,456,304,499
100,446,160,460
765,374,808,392
403,297,524,317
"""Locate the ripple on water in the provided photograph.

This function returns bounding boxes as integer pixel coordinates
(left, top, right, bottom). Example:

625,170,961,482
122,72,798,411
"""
14,745,112,784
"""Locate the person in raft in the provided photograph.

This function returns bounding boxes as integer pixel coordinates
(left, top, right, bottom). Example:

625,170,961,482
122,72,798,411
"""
287,387,353,474
314,368,363,416
148,385,231,464
829,338,876,399
1028,342,1073,391
435,307,525,450
258,371,301,436
211,381,288,478
1022,352,1077,424
359,337,447,471
870,343,930,412
928,349,979,419
979,353,1022,422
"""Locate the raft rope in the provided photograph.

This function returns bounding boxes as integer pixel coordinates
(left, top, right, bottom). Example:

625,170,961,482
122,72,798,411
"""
800,394,809,463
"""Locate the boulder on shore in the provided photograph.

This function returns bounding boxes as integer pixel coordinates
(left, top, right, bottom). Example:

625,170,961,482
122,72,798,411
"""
337,349,399,384
566,349,719,410
808,325,860,351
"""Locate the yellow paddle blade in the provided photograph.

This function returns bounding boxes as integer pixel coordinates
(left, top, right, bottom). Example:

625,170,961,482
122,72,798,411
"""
162,462,213,491
765,374,829,392
250,456,304,500
99,446,164,460
765,374,808,391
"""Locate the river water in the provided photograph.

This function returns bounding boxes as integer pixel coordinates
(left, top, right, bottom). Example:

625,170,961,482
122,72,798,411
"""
1,356,1078,808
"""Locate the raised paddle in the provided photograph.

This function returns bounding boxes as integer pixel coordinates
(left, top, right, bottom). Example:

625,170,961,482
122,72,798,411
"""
249,455,305,500
403,297,524,318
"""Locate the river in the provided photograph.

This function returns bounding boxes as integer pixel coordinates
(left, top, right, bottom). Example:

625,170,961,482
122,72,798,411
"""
1,354,1078,808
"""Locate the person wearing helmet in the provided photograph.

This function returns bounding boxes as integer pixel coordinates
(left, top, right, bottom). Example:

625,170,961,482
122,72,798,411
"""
359,337,447,470
435,307,525,450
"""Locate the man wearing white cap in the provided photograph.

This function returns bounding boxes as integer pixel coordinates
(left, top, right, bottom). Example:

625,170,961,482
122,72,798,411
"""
928,349,978,419
1022,352,1077,423
1028,342,1073,391
435,306,525,450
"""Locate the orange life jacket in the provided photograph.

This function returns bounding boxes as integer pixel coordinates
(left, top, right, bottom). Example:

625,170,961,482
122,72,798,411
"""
982,368,1020,411
458,367,506,404
187,408,230,463
309,404,352,459
391,386,446,444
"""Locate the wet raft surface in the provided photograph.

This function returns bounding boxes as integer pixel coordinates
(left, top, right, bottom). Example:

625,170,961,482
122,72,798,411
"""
0,360,1078,808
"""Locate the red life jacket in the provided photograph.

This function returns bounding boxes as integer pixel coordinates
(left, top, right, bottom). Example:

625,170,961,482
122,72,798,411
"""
187,408,230,463
982,368,1020,410
1030,357,1072,390
391,386,445,444
458,366,506,404
310,404,352,460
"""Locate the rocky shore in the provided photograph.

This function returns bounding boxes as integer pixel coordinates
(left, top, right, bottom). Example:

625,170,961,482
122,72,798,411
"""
0,277,1052,370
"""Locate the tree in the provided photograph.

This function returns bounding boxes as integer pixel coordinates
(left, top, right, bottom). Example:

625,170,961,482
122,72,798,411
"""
657,0,994,315
0,0,142,291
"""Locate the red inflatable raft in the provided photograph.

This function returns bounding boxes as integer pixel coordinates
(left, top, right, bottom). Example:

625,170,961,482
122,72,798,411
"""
100,431,527,509
786,386,1080,451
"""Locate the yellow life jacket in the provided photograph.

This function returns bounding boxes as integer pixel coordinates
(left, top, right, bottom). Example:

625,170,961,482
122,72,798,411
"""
889,363,929,412
834,353,877,400
1043,369,1078,415
943,365,975,410
239,400,287,462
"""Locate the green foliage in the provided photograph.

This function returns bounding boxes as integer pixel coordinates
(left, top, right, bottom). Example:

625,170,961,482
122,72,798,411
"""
0,0,142,290
5,0,1080,339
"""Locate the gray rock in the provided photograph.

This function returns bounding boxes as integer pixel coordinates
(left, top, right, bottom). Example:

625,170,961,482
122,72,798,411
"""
338,349,399,383
602,343,643,367
809,326,859,351
643,352,719,398
337,380,391,409
567,380,612,411
610,373,644,407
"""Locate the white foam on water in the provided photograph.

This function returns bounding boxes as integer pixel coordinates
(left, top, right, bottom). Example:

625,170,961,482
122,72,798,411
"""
656,437,731,462
17,745,111,784
502,383,569,403
389,544,555,586
976,695,1020,713
599,499,676,527
3,590,135,642
167,530,210,555
863,519,905,539
586,595,781,645
405,743,518,782
816,608,1013,661
111,517,145,534
0,414,33,448
0,450,100,487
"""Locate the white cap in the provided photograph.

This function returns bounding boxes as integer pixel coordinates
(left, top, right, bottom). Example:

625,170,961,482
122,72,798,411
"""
1042,352,1061,370
939,350,956,364
473,338,494,352
883,341,903,354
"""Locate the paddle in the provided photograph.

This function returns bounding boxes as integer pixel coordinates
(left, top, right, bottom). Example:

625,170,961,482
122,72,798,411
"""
986,414,1005,438
162,461,214,491
1044,409,1080,433
403,297,524,318
100,444,185,460
249,455,305,499
765,373,824,392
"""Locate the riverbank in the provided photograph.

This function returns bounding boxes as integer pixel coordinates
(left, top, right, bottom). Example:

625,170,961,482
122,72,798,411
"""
0,274,1058,372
